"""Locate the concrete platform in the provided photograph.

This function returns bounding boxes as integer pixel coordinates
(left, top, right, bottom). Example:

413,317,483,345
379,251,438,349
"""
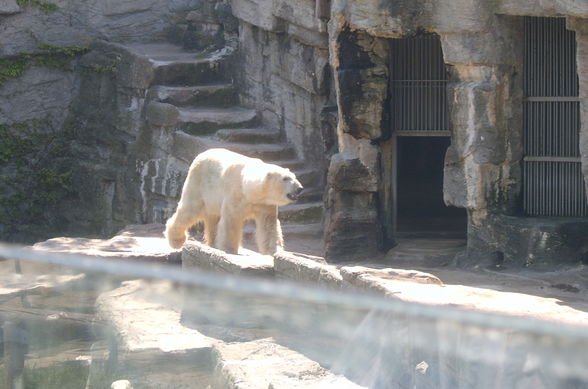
182,240,274,278
32,224,181,264
182,237,588,328
212,339,362,389
96,279,362,389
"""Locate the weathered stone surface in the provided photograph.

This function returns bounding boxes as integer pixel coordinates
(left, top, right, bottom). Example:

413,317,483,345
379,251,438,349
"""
341,266,443,287
145,102,179,127
267,77,316,154
270,38,329,94
172,131,207,163
324,191,381,260
440,22,523,66
273,0,321,34
0,0,19,15
466,214,588,269
96,279,214,352
273,251,344,288
327,153,378,192
231,0,279,31
430,0,494,33
0,0,196,57
178,106,258,134
497,0,588,18
330,0,415,38
0,67,79,130
279,202,324,223
33,224,181,263
442,60,523,213
285,23,329,48
100,0,157,17
88,41,155,90
235,20,331,187
334,29,388,140
182,240,274,277
212,339,361,389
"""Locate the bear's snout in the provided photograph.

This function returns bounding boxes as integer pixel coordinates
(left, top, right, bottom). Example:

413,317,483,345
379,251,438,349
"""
287,186,304,201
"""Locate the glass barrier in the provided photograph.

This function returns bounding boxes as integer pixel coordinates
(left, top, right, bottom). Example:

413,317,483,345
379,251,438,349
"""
1,243,588,389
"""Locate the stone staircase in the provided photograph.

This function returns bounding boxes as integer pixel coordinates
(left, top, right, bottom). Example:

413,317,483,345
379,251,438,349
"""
130,43,323,225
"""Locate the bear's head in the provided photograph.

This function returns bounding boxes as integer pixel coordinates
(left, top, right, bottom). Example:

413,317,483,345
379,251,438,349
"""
263,168,304,206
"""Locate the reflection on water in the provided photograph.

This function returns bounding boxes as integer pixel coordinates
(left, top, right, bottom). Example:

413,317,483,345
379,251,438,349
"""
1,246,588,388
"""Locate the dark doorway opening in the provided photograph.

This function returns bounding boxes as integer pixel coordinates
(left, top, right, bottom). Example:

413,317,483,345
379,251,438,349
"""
396,136,467,237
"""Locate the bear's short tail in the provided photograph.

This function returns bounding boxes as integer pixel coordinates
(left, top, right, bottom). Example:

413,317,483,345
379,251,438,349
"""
164,213,187,249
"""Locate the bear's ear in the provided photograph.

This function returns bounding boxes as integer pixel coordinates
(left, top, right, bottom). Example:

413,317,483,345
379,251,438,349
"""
265,171,279,180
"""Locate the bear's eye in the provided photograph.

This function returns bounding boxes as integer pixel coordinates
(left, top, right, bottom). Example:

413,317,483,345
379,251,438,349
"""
282,177,290,182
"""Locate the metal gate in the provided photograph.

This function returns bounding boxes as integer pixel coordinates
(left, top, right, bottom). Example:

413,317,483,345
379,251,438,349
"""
389,34,450,136
523,17,587,217
388,33,465,237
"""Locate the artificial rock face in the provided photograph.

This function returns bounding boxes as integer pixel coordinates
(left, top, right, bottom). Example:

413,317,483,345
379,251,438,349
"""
321,1,588,264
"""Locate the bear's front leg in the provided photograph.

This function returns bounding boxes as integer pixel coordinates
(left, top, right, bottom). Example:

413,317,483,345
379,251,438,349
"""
216,204,244,254
203,215,220,247
254,205,283,255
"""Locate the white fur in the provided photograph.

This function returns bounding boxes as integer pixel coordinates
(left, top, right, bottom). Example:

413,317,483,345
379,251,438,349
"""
165,148,303,254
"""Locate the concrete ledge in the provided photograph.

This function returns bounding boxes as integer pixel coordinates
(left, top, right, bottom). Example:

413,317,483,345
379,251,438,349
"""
95,279,214,354
270,252,588,326
98,280,362,388
33,224,181,264
273,251,345,288
341,266,443,287
212,339,362,389
182,240,274,277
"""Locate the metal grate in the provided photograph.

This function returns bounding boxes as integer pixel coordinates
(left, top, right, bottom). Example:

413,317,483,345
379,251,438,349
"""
389,34,450,135
522,17,587,217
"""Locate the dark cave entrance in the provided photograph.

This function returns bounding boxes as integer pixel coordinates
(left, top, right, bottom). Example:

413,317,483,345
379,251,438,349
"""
386,33,467,240
395,136,466,237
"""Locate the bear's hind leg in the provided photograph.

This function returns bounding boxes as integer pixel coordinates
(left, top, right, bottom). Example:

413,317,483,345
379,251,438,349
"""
165,202,203,249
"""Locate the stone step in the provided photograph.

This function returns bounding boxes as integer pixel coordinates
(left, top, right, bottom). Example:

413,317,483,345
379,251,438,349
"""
297,186,324,203
125,43,231,86
177,107,258,135
293,168,321,188
279,202,324,223
216,127,281,144
171,134,297,164
152,58,228,86
281,222,324,238
147,84,237,107
272,159,306,171
222,142,297,162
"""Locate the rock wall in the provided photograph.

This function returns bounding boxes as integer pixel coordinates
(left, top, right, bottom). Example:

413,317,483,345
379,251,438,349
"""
0,0,205,241
0,0,200,56
324,0,588,265
2,0,588,266
230,0,334,186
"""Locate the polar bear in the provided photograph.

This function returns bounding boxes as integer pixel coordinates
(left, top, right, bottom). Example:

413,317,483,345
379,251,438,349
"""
165,148,303,255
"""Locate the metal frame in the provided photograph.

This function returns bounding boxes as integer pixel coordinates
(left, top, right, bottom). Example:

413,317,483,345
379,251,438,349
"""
388,33,452,237
522,16,587,217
